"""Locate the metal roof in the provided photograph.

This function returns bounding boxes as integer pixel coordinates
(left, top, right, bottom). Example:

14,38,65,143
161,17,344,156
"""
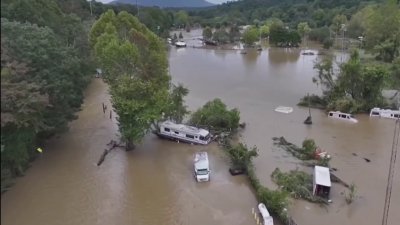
161,121,209,136
314,166,331,187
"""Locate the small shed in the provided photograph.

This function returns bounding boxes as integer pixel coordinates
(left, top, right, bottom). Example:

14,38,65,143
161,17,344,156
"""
313,166,331,198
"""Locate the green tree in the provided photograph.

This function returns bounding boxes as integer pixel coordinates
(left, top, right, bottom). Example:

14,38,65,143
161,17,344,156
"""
365,0,400,62
226,143,258,170
242,26,259,46
297,22,311,46
259,24,270,38
189,98,240,132
91,10,181,150
202,26,213,40
330,14,348,36
175,10,189,28
163,84,189,123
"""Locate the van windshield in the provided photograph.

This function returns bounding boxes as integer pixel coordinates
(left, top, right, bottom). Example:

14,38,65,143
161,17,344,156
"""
196,169,209,175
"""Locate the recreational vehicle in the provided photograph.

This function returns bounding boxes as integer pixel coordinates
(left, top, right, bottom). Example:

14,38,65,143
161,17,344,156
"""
258,203,274,225
194,152,210,182
370,108,400,119
328,111,358,123
157,121,211,145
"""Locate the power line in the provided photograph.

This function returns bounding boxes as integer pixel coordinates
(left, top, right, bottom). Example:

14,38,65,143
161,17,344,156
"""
382,118,400,225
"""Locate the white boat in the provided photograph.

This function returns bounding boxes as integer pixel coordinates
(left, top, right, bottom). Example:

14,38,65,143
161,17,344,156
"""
175,41,187,47
258,203,274,225
156,121,211,145
274,106,293,114
328,111,358,123
370,107,400,119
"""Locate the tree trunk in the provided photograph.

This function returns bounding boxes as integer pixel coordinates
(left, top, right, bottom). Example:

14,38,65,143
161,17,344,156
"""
125,139,135,151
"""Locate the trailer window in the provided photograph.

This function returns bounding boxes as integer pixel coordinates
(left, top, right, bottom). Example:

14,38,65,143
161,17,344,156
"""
174,131,179,134
186,134,194,139
164,128,170,132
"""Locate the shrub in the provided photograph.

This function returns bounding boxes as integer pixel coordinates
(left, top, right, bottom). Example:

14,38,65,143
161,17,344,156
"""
189,98,240,132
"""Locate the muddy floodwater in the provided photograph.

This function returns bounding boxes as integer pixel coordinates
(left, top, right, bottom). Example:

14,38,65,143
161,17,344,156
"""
2,30,399,225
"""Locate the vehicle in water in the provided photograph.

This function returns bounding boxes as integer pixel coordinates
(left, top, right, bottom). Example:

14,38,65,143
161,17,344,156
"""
369,107,400,120
258,203,274,225
156,121,211,145
194,152,210,182
313,166,331,199
274,106,293,114
328,111,358,123
175,41,187,47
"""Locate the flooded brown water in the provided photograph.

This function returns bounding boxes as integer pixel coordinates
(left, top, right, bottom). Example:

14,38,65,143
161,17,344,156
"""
2,29,399,225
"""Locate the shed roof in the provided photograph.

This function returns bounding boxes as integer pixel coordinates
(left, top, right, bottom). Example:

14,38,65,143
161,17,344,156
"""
314,166,331,187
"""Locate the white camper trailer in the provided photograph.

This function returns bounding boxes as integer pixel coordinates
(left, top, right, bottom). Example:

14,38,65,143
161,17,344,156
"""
370,107,400,119
157,121,211,145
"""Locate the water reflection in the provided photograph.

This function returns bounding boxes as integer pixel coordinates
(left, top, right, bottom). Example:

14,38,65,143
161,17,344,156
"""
241,49,260,67
267,47,301,65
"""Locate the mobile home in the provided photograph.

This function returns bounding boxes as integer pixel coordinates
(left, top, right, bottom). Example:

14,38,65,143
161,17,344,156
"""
157,121,211,145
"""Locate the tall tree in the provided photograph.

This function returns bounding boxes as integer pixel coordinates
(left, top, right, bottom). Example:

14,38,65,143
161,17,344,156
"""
91,10,187,150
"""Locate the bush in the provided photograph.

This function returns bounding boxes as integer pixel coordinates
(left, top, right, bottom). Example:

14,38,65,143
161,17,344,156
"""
271,168,327,204
257,186,289,222
189,98,240,133
298,94,327,109
326,97,361,113
226,143,258,170
302,139,317,158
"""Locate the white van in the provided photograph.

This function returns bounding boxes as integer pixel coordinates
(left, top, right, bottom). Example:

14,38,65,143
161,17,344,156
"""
194,152,210,182
328,111,358,123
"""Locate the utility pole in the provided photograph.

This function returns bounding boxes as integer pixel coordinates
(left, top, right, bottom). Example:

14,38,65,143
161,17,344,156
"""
87,0,93,16
136,0,139,19
382,118,400,225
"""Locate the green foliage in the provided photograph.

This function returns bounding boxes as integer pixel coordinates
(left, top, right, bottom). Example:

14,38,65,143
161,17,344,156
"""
212,28,230,44
308,26,330,43
91,10,172,149
271,168,327,204
242,26,259,46
269,21,301,47
202,26,213,40
1,0,93,191
330,14,348,35
111,76,169,147
364,0,400,62
189,98,240,132
259,24,270,38
226,143,258,170
310,50,389,112
345,183,357,204
390,57,400,89
297,22,311,38
187,0,378,30
175,10,189,28
302,139,317,158
257,186,289,222
163,84,189,123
